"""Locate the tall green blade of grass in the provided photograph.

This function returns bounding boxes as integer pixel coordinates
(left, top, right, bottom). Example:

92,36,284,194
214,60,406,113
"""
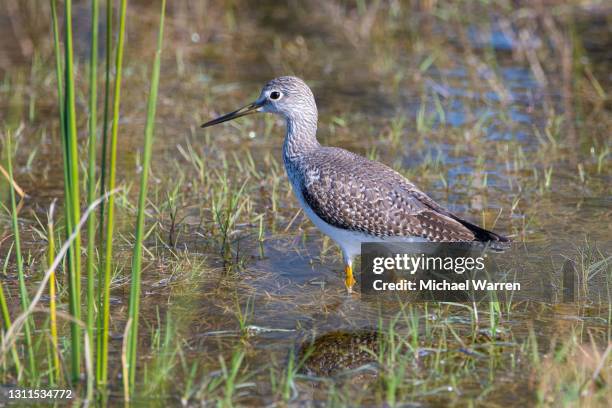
98,0,112,242
96,0,112,383
97,0,128,386
0,246,22,379
63,0,83,381
47,204,61,384
49,0,72,289
86,0,100,369
6,132,36,379
125,0,166,394
49,4,75,360
50,0,69,384
50,0,65,137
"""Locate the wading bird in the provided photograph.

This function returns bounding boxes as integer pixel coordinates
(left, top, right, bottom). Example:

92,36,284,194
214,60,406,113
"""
202,77,510,292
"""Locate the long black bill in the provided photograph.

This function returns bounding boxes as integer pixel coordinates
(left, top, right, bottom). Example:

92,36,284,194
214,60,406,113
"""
201,101,262,128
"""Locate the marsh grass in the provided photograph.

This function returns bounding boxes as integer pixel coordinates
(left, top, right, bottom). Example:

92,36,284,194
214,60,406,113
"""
85,0,99,371
2,134,28,381
0,0,610,406
97,0,127,386
0,255,22,379
61,0,84,380
126,0,166,394
46,202,61,385
0,0,167,401
5,131,36,380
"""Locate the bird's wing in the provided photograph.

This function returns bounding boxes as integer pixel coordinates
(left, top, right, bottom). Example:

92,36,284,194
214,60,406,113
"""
299,147,482,242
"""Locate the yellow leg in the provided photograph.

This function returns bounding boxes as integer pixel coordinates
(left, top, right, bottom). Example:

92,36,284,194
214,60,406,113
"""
344,264,356,292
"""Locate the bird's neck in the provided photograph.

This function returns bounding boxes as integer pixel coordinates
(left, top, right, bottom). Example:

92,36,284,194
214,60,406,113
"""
283,111,319,162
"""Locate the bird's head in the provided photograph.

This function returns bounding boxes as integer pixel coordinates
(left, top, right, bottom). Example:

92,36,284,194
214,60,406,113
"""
201,76,317,128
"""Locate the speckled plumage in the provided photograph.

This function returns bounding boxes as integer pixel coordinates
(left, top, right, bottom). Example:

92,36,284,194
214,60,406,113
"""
202,76,510,285
299,330,380,376
292,147,481,241
261,77,510,249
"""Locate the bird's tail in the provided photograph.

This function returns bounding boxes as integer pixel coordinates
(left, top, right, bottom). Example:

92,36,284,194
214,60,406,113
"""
452,217,511,251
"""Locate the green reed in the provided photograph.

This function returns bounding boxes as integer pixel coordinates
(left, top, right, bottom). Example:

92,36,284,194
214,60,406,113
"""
46,203,61,384
50,0,110,387
50,0,167,392
97,0,128,386
125,0,166,395
50,0,64,134
86,0,99,366
60,0,83,381
50,0,80,384
98,0,113,242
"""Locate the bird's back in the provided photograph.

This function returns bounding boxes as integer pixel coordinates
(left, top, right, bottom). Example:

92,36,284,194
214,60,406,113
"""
289,146,510,248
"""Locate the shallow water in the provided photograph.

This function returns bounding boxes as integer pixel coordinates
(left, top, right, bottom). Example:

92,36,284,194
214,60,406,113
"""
0,0,610,406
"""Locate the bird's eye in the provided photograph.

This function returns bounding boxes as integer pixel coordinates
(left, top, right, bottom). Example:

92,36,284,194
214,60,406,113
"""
269,91,281,100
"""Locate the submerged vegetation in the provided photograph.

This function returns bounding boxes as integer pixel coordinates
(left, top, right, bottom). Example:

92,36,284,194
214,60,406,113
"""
0,0,610,405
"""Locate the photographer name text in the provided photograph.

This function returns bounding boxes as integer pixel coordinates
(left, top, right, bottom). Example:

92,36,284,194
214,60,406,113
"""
372,279,520,291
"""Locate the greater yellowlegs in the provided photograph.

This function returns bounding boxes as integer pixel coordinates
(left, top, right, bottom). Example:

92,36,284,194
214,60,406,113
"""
201,76,510,292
